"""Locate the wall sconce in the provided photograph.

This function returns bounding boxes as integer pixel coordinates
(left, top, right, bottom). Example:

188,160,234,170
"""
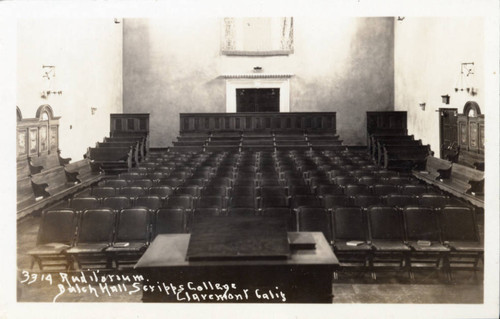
253,66,263,73
91,107,97,115
454,62,476,95
419,102,426,111
441,95,450,105
397,16,405,21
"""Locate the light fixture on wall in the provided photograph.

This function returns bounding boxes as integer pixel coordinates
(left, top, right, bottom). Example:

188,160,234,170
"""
441,94,450,105
419,102,426,111
41,65,63,99
454,62,476,95
253,66,263,73
397,16,405,21
114,18,121,24
91,107,97,115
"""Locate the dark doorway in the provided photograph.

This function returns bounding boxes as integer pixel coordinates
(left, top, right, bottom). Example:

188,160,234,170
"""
439,108,458,161
236,88,280,112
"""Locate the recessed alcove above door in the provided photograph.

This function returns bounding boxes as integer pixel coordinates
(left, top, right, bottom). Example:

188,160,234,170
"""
222,73,294,113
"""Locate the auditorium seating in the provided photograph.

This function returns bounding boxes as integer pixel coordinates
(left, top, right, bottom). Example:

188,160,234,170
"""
24,111,483,284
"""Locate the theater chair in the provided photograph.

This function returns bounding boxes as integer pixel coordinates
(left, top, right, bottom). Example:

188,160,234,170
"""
106,208,151,269
66,208,116,269
352,195,384,209
164,194,194,213
384,194,418,208
322,194,351,210
439,206,483,281
134,195,163,213
331,207,372,279
366,206,411,280
259,196,289,209
400,184,430,196
229,196,257,209
128,179,154,188
102,196,132,212
154,208,188,237
296,207,332,240
417,194,451,210
196,196,225,211
402,206,450,280
91,186,117,199
148,185,174,199
98,179,128,188
200,186,229,197
28,209,78,270
175,185,201,198
343,184,371,197
69,197,101,212
118,186,147,198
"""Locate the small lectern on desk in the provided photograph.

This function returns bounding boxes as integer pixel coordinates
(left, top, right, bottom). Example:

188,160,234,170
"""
135,216,338,303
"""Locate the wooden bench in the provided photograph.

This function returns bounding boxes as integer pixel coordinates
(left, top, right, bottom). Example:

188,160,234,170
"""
412,156,484,208
370,134,415,161
64,158,102,184
383,145,431,170
376,139,422,165
104,136,145,160
458,150,484,171
413,156,453,181
86,146,133,175
96,141,141,165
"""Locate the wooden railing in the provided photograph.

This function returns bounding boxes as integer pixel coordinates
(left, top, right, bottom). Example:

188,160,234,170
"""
179,112,337,133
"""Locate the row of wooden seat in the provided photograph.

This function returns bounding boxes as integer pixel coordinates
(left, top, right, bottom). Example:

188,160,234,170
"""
67,192,465,217
413,156,484,208
368,132,432,170
29,204,483,281
86,135,149,175
17,150,101,219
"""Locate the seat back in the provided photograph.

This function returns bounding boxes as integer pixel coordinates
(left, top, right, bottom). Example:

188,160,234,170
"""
385,194,418,208
77,209,115,244
440,206,479,242
102,196,131,211
164,195,194,211
229,196,256,208
175,186,201,197
291,195,322,209
367,206,405,241
200,186,228,197
402,206,441,241
69,197,100,211
331,207,366,241
128,179,154,188
115,208,150,242
100,179,128,188
296,207,331,242
352,195,384,208
119,186,146,198
135,196,162,211
148,186,174,199
400,184,428,195
344,184,371,196
322,194,351,209
91,186,117,198
37,209,77,245
155,208,186,235
418,194,449,209
372,184,399,196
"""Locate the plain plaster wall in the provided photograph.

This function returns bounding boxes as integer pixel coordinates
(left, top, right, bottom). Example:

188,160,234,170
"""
394,17,484,157
17,19,123,161
123,17,394,147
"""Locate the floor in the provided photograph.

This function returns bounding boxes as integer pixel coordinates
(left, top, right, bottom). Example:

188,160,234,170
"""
16,212,484,304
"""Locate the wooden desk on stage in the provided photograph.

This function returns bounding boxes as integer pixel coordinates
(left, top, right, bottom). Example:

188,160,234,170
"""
134,232,338,303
